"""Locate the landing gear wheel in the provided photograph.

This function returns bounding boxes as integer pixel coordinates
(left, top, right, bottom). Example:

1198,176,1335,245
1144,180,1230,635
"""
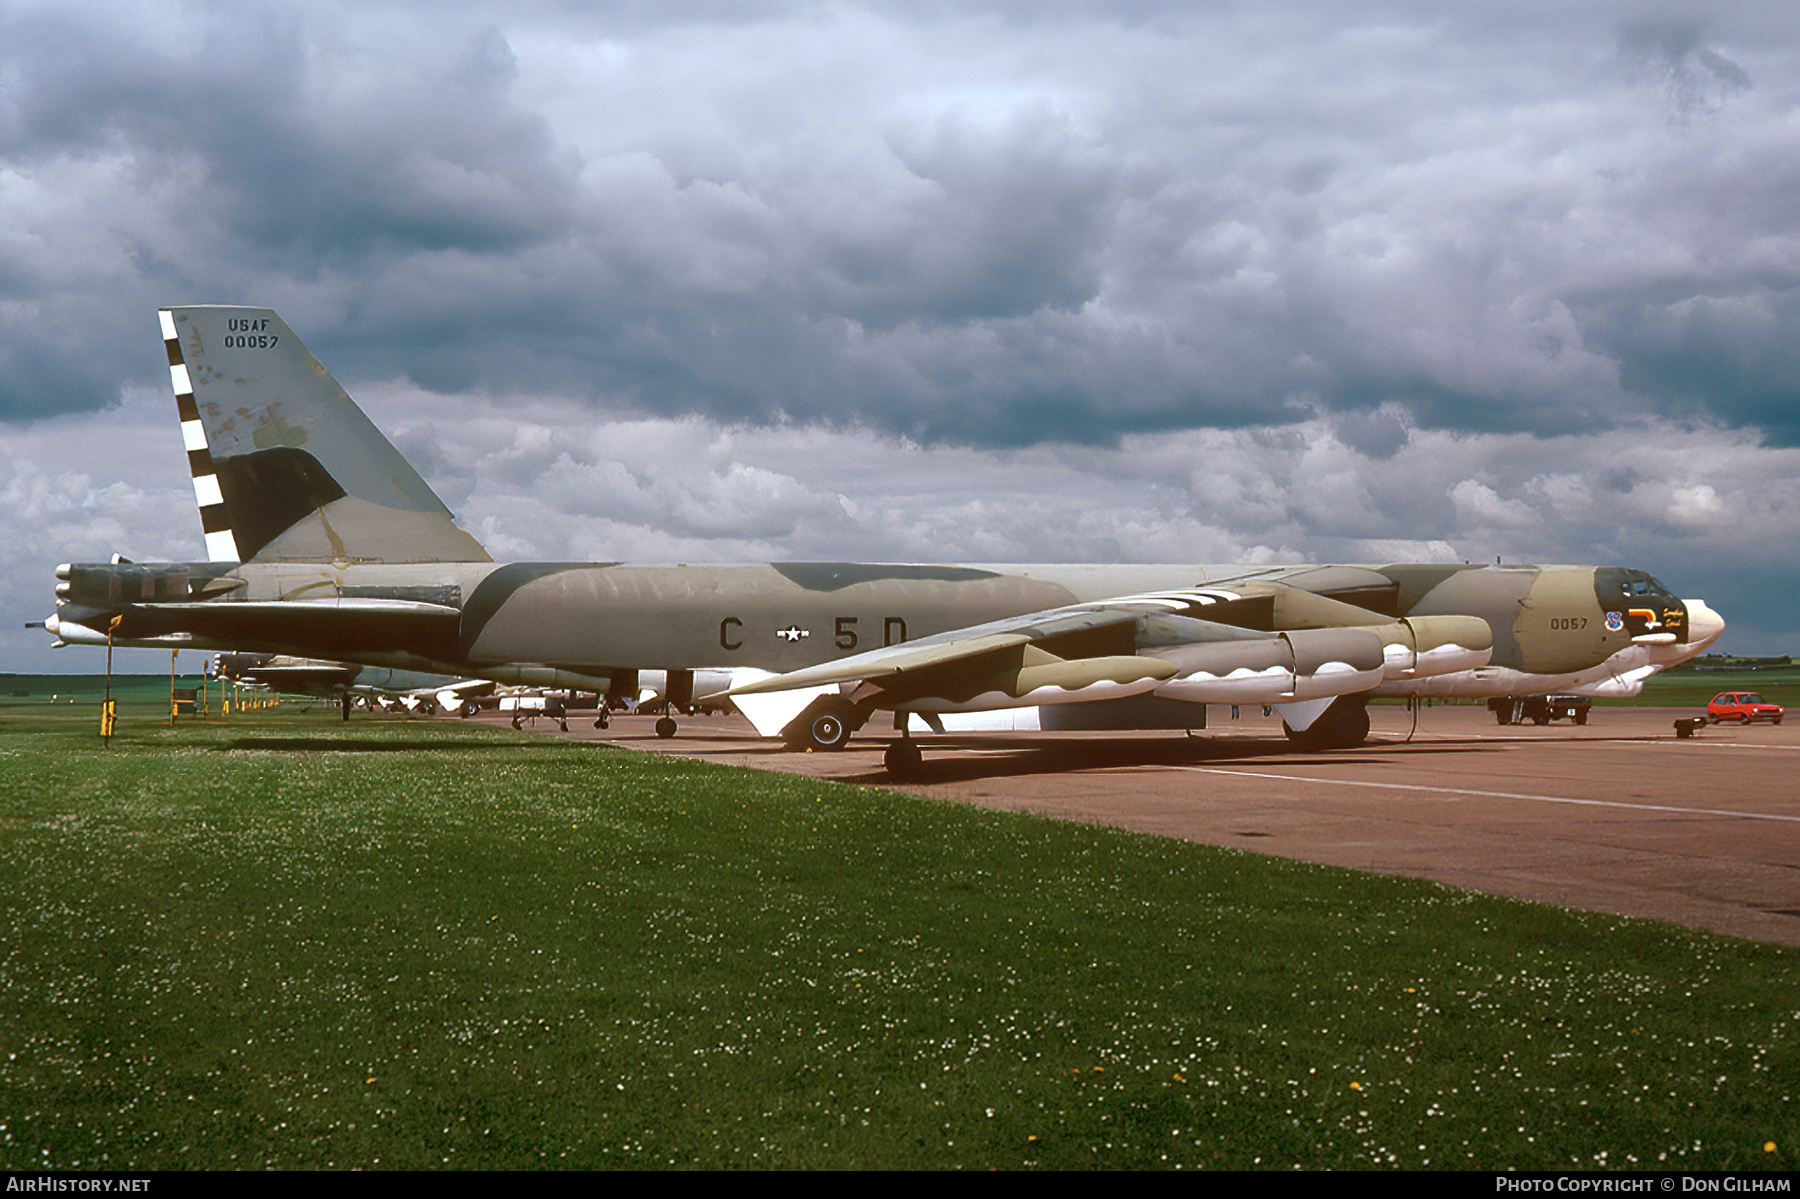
777,691,867,748
1283,694,1372,751
461,701,478,718
594,712,610,730
655,716,678,738
782,696,866,751
807,710,849,750
884,739,922,778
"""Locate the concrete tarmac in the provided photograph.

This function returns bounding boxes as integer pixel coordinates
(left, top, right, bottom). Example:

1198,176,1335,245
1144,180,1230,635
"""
497,703,1800,948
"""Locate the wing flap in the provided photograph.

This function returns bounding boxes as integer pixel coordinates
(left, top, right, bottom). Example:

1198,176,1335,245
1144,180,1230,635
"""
725,632,1035,695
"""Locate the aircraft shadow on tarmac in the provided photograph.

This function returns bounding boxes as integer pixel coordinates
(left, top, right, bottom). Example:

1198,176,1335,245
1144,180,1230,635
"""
804,732,1506,786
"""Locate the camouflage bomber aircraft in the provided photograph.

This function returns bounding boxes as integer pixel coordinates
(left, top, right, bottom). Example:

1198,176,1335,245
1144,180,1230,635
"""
206,653,497,718
42,307,1724,775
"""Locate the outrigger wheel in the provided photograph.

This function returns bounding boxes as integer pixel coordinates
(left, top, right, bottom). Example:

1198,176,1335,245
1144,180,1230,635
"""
655,716,678,738
1282,693,1372,751
883,738,922,778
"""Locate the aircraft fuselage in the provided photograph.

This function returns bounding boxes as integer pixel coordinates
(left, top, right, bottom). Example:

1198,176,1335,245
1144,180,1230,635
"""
50,557,1719,700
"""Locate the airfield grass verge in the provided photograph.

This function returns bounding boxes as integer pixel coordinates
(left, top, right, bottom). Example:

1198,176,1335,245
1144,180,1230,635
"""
1597,666,1797,710
1,703,1796,1170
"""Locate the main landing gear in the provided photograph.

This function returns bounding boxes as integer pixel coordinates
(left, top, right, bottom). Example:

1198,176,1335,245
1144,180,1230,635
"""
883,737,923,779
1281,693,1372,751
778,698,924,777
590,707,675,735
781,695,868,752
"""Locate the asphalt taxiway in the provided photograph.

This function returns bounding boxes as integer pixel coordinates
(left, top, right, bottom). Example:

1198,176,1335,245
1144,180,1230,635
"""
500,703,1800,947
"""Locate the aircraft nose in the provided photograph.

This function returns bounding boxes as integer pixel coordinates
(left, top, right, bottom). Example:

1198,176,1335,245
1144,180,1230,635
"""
1684,599,1725,651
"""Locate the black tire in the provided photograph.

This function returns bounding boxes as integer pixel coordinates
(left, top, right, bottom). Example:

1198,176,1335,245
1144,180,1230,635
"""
782,696,865,751
1283,694,1372,751
655,716,678,738
884,739,922,778
807,710,849,750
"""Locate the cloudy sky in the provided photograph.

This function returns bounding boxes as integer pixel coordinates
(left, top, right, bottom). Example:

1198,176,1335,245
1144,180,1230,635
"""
4,0,1797,672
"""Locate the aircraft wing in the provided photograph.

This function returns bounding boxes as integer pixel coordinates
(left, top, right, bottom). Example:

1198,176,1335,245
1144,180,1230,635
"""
726,580,1493,738
726,613,1154,696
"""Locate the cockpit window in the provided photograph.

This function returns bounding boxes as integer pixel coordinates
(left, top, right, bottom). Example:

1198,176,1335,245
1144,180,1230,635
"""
1597,567,1677,601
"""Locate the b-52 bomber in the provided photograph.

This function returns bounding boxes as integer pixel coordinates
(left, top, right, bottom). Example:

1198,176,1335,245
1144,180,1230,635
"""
206,652,497,718
41,307,1724,775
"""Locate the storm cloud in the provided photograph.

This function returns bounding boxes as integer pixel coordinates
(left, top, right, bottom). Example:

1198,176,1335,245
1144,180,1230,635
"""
3,0,1797,667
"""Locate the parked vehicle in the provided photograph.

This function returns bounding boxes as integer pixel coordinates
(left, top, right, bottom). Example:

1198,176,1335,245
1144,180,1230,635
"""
1488,694,1592,726
1706,692,1784,724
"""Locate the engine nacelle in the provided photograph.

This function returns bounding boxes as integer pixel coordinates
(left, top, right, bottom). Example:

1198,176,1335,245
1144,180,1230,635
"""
1149,627,1388,704
1379,615,1493,680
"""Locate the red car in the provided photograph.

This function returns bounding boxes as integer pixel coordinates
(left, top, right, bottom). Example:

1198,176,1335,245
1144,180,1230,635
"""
1707,692,1784,724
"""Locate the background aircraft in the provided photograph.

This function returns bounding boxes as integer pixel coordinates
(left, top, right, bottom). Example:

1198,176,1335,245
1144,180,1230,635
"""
207,652,495,718
41,307,1724,773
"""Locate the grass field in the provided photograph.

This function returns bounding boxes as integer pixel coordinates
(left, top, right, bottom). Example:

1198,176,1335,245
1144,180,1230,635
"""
1601,666,1796,710
0,688,1796,1170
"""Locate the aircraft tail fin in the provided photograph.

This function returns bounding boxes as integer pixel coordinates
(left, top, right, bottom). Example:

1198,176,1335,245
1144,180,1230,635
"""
159,306,491,565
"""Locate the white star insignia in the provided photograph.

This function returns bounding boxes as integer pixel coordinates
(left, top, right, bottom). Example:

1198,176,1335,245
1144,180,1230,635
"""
777,625,810,642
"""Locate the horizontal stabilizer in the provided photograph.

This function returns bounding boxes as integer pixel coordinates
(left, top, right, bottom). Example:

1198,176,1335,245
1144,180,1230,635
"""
111,598,461,662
